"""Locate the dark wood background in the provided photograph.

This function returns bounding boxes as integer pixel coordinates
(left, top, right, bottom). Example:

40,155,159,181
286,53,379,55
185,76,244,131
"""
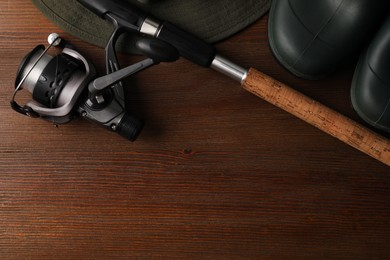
1,1,390,258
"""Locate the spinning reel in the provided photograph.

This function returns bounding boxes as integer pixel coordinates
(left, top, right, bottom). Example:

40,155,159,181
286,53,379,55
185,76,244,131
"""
12,29,179,141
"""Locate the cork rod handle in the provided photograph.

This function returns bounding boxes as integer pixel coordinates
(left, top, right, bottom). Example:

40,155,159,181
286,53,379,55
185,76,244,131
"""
242,68,390,166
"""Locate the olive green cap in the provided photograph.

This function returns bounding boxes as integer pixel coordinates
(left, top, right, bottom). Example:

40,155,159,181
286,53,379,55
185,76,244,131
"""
32,0,270,53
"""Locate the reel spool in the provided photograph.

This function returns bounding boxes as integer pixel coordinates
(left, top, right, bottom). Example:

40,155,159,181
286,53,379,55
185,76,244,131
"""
12,35,95,124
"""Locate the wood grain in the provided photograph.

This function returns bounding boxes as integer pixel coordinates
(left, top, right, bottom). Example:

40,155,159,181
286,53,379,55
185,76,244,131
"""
1,1,390,259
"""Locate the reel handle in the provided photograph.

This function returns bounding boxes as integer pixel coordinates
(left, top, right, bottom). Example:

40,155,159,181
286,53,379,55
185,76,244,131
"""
242,68,390,166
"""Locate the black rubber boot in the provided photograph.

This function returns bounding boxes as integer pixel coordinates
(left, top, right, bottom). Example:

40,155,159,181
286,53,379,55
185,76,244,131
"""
268,0,389,80
351,15,390,133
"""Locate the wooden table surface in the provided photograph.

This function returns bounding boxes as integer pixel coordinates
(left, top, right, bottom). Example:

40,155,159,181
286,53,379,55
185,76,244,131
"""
1,1,390,258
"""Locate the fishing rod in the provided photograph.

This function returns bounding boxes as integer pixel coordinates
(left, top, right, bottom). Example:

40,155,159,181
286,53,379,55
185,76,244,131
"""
80,0,390,166
12,0,390,166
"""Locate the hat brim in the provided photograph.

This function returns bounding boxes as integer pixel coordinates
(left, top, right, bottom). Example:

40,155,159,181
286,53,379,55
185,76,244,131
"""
32,0,270,53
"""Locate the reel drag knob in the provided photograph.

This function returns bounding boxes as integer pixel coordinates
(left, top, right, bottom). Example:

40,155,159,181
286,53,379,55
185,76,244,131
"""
116,113,144,142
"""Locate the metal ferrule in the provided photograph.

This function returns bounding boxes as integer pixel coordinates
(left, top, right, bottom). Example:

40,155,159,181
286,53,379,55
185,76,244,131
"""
140,17,162,37
211,54,248,83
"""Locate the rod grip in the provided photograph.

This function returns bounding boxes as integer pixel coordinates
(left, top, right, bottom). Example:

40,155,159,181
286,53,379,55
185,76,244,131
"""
242,68,390,166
